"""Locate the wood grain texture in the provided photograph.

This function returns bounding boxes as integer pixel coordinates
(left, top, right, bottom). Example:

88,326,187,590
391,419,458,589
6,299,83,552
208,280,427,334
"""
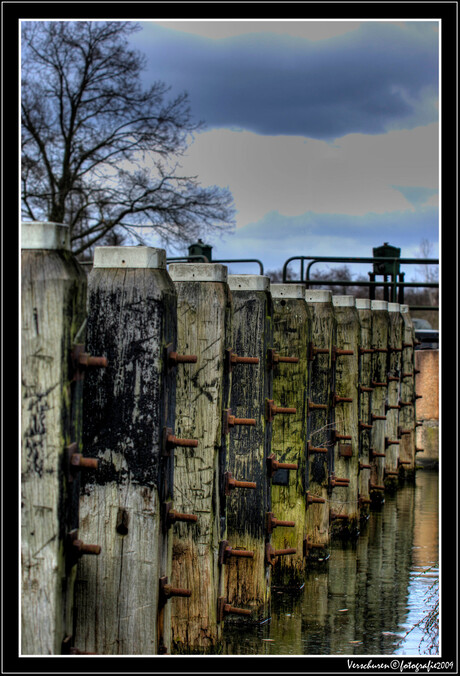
224,287,273,621
305,301,336,555
330,305,360,537
75,267,177,654
356,306,373,516
170,279,232,653
21,250,87,654
385,311,404,488
370,309,390,503
399,313,416,478
270,297,311,587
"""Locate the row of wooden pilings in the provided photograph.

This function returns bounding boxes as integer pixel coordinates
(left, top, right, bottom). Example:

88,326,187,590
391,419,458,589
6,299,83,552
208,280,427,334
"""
21,223,422,656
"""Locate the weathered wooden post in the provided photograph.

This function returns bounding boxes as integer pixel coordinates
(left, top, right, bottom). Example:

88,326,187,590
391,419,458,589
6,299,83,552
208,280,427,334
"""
223,275,275,623
369,300,390,506
354,299,374,521
304,290,335,558
269,284,310,588
384,303,404,491
74,246,180,655
329,296,360,539
398,305,417,480
167,263,232,653
21,222,88,655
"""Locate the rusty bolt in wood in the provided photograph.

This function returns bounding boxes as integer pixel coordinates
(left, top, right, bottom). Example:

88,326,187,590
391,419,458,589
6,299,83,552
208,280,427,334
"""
338,444,353,458
415,421,423,428
389,346,403,353
402,342,414,348
223,409,256,434
303,537,326,557
415,447,425,454
159,576,191,604
217,597,252,623
332,346,354,362
387,375,400,383
385,470,399,477
163,501,198,532
385,437,400,448
373,347,389,353
371,380,388,387
398,426,412,437
401,372,415,378
414,394,423,400
359,495,372,506
164,342,197,369
116,508,130,535
359,384,374,393
369,482,385,491
307,441,328,457
371,413,387,421
162,427,198,456
266,453,298,478
333,392,353,406
397,458,411,466
370,448,386,459
71,344,108,380
66,530,101,573
267,348,299,369
265,543,296,566
332,431,352,444
224,471,257,496
399,399,413,407
359,462,372,471
266,512,296,534
226,348,259,372
329,474,350,488
307,398,328,412
330,512,349,521
265,399,296,423
66,442,98,482
359,347,375,354
218,540,255,565
308,342,330,361
385,403,401,412
306,491,326,506
359,420,373,430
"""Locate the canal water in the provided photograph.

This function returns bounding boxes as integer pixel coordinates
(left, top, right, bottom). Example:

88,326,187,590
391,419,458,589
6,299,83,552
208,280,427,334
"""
222,470,439,656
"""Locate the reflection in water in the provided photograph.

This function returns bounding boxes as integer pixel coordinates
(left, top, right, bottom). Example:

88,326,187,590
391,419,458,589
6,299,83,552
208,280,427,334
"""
223,471,439,656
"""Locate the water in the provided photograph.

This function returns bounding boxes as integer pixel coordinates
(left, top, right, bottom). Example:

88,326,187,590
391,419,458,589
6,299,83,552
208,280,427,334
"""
222,471,439,656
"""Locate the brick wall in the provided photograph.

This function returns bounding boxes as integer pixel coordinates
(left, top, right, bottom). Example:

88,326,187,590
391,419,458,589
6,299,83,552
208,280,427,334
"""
414,349,439,467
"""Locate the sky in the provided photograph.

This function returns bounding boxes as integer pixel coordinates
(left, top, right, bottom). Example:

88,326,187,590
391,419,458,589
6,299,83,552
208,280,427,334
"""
130,19,440,280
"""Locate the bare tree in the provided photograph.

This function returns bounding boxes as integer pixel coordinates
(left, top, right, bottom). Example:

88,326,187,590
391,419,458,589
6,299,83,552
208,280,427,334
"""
21,21,235,257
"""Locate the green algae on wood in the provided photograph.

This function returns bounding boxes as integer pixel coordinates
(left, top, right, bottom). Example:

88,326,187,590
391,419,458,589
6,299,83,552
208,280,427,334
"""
224,275,273,623
399,305,417,481
270,284,311,588
305,290,336,557
330,296,360,540
369,301,390,506
355,299,373,521
168,263,233,653
75,247,177,655
385,303,404,492
21,222,87,655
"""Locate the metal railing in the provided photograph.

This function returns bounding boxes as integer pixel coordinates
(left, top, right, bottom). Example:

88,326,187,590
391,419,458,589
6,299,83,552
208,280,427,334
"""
282,255,439,309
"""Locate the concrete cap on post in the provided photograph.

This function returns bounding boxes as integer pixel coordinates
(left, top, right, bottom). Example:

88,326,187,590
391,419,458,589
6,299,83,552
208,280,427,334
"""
305,289,332,303
388,302,401,312
21,221,70,251
93,246,166,269
168,263,227,283
355,299,371,310
332,295,355,307
227,274,270,292
271,283,305,299
400,304,410,314
371,300,388,311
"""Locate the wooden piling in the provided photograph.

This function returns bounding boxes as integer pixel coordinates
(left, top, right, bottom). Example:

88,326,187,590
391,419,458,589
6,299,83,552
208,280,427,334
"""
224,275,273,623
74,246,177,654
21,222,87,654
385,303,404,491
304,290,335,557
167,263,232,653
399,305,416,480
330,296,360,539
270,284,311,588
355,299,373,521
369,300,390,506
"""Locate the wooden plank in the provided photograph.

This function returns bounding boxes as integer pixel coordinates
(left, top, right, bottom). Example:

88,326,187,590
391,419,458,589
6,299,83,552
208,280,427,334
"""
21,222,87,654
355,299,373,520
167,263,232,653
330,297,360,539
385,304,404,490
74,247,177,655
270,284,311,588
369,301,390,506
399,305,416,479
223,275,273,623
304,290,335,558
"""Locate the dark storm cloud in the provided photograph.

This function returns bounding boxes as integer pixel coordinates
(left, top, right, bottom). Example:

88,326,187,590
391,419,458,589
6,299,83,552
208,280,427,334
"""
134,22,438,140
